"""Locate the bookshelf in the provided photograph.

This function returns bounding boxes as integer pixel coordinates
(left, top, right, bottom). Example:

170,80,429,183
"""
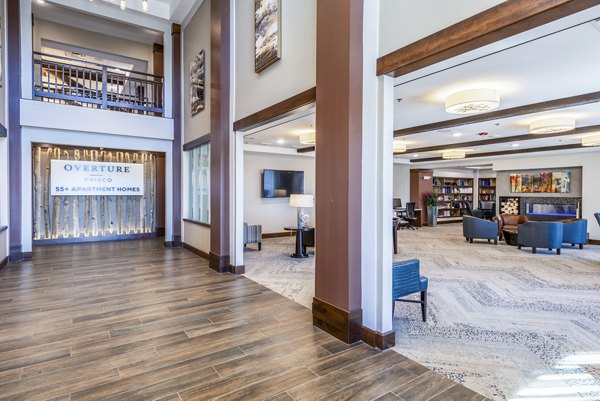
432,177,474,220
478,178,496,204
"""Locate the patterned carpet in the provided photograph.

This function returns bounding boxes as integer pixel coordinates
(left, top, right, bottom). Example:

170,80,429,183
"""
243,225,600,401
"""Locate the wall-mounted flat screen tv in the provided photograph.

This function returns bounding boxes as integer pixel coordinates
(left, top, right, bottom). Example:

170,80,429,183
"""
262,169,304,198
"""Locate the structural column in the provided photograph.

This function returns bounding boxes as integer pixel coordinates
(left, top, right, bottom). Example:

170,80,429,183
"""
313,0,364,343
171,24,182,247
209,0,231,272
7,0,23,261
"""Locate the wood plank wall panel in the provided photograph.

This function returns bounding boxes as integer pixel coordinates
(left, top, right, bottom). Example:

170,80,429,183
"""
31,146,159,243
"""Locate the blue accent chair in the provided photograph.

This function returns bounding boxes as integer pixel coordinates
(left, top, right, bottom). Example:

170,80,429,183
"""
595,213,600,227
463,215,499,245
562,219,587,249
392,259,428,322
518,222,563,255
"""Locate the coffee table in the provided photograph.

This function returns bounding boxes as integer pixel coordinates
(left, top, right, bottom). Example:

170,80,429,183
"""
502,229,518,246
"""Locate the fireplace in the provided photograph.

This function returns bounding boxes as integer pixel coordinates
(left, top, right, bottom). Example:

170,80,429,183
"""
518,197,581,221
525,203,577,217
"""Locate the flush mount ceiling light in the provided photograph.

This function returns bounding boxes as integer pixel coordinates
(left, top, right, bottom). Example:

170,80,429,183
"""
442,150,466,160
529,117,575,134
299,132,316,145
393,139,407,153
142,0,148,11
120,0,126,10
582,133,600,147
445,89,500,114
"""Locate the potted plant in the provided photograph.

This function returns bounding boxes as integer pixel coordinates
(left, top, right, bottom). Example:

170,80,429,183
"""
424,192,439,227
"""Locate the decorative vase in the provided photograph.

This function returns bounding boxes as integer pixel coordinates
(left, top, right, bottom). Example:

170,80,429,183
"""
427,205,438,227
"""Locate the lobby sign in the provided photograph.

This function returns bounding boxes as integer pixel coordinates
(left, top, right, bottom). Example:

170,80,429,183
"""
50,160,144,196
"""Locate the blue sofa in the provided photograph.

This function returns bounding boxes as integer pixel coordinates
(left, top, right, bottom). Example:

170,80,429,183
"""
392,259,428,322
463,215,499,245
562,219,587,249
518,221,563,255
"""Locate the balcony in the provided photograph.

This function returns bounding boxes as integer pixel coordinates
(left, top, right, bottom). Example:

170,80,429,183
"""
33,51,164,116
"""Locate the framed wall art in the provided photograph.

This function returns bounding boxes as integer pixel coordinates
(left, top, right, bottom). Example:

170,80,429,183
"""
255,0,281,73
190,49,205,116
510,171,571,193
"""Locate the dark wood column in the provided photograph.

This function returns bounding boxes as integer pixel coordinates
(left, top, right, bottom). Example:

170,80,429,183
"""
171,24,182,247
313,0,364,343
7,0,23,261
410,169,433,225
209,0,231,272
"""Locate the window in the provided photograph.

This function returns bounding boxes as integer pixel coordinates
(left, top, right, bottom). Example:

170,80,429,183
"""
186,143,210,224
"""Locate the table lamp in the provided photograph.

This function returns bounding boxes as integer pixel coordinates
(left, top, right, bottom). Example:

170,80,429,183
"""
290,194,314,228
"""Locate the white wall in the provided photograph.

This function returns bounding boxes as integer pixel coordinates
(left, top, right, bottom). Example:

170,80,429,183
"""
183,0,211,144
32,18,154,73
234,0,316,120
393,163,410,204
378,0,506,57
183,223,210,254
492,151,600,240
244,150,315,234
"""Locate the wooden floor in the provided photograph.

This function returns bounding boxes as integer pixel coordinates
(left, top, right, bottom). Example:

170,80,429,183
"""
0,239,488,401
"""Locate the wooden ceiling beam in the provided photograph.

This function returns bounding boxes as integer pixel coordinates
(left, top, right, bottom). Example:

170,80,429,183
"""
402,124,600,154
411,143,585,162
394,91,600,137
377,0,600,77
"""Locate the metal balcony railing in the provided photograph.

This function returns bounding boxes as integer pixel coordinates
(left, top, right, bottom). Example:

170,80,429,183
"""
33,51,164,116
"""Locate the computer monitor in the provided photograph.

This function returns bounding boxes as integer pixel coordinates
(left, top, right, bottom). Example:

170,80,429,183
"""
393,198,402,208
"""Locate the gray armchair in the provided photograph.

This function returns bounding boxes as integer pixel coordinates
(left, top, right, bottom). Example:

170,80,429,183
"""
518,221,563,255
243,223,262,250
463,215,499,244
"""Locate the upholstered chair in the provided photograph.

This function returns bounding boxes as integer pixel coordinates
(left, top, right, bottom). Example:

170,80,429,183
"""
495,214,528,238
562,219,588,249
518,222,563,255
464,201,484,219
595,213,600,227
463,215,499,244
243,223,262,251
392,259,428,322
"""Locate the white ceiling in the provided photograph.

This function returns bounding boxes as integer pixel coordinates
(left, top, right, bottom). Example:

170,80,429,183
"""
243,111,316,150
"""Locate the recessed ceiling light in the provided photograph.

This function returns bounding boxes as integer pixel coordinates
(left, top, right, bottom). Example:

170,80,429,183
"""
412,154,419,158
452,132,462,137
276,138,285,144
512,143,520,147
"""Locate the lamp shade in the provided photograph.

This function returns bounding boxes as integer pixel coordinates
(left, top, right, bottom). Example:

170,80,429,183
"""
290,194,314,208
445,89,500,114
442,150,466,160
582,134,600,147
299,132,316,145
529,117,575,134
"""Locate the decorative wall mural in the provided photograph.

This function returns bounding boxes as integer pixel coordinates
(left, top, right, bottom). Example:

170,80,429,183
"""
190,49,205,116
510,171,571,193
255,0,281,73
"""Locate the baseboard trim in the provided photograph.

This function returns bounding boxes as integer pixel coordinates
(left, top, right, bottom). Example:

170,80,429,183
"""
262,231,295,239
361,326,395,350
34,232,157,246
209,252,230,273
312,297,362,344
156,227,165,237
589,239,600,245
228,264,245,275
182,242,210,261
0,256,8,272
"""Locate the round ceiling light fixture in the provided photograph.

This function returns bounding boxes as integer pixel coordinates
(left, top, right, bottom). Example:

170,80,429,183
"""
445,89,500,114
393,139,407,153
299,132,316,145
582,133,600,147
442,150,467,160
529,117,575,134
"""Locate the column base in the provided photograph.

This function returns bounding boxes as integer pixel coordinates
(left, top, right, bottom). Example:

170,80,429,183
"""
209,252,230,273
312,297,362,344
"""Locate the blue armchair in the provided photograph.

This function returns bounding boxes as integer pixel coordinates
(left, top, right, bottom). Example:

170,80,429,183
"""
562,219,587,249
392,259,428,322
595,213,600,227
518,222,563,255
463,215,499,245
